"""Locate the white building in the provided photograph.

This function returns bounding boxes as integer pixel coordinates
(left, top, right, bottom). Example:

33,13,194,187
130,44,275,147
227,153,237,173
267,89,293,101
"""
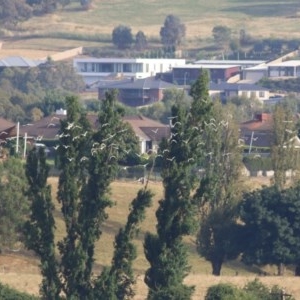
268,60,300,78
73,57,186,85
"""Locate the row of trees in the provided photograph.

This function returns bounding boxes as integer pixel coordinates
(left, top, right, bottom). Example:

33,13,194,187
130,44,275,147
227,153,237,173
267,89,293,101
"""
111,14,185,52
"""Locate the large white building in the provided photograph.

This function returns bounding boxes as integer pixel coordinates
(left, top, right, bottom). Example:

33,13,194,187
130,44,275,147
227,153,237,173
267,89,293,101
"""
73,57,186,85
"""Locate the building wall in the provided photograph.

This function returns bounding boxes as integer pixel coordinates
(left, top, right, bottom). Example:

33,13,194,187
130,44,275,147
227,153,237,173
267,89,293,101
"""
99,88,163,107
74,58,185,85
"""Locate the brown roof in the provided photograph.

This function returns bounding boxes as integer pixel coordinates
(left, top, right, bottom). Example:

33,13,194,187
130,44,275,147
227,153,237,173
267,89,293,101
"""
17,114,169,142
0,118,16,132
239,113,273,132
239,113,274,148
19,114,65,140
123,115,170,141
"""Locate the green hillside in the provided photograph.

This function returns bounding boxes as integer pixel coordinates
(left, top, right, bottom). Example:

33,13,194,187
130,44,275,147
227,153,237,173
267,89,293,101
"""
5,0,299,55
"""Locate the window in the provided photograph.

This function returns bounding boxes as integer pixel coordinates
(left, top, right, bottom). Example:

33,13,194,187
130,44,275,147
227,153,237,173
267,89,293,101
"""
259,91,265,98
123,63,132,72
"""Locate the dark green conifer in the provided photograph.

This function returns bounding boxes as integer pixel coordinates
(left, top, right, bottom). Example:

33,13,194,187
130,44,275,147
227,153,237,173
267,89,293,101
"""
24,147,61,299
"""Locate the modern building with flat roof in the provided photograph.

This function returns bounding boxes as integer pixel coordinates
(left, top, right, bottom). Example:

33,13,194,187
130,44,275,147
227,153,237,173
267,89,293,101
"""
73,57,186,85
195,60,265,69
172,64,241,84
268,60,300,78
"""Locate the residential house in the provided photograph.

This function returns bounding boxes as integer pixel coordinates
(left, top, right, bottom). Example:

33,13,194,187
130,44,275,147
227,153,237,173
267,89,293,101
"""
17,111,169,154
98,76,181,107
73,57,186,86
239,113,274,153
123,115,170,153
209,82,270,102
242,64,268,83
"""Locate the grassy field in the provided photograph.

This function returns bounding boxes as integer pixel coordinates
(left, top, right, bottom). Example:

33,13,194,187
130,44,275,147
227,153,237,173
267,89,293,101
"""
1,0,300,58
1,176,300,299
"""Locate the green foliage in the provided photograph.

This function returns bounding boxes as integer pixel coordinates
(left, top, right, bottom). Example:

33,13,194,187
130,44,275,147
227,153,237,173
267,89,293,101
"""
135,30,148,51
0,282,39,300
0,0,32,26
0,157,29,251
192,74,243,275
160,15,186,49
212,25,232,49
243,156,272,172
271,104,296,189
56,95,93,298
259,76,300,93
112,25,134,50
144,77,212,298
239,185,300,274
205,279,295,300
24,147,61,299
0,60,84,122
95,188,153,299
205,283,241,300
139,88,191,124
53,92,139,299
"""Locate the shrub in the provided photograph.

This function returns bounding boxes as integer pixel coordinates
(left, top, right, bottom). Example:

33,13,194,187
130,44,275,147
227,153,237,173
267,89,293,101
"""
0,282,39,300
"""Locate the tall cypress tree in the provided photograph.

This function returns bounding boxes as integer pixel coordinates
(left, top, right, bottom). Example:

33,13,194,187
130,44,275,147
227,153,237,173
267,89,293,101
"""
24,91,144,299
94,188,153,299
56,95,92,299
73,90,133,298
143,71,214,299
144,103,198,300
24,147,61,299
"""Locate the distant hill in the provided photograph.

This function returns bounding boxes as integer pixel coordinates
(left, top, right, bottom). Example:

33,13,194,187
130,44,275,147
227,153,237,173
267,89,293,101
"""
2,0,300,57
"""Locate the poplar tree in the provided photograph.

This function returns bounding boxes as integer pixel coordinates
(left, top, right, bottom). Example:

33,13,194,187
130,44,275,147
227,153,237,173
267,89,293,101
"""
57,92,136,298
94,188,153,299
271,103,297,190
143,71,214,299
24,148,61,299
24,92,143,299
56,95,92,299
194,102,244,276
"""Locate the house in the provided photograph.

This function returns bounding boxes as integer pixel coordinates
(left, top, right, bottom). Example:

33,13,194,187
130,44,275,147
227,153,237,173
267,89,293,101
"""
268,60,300,78
98,77,181,107
242,64,268,83
239,113,274,153
73,57,186,86
123,115,170,154
172,64,241,85
241,59,300,83
17,111,169,154
209,82,270,102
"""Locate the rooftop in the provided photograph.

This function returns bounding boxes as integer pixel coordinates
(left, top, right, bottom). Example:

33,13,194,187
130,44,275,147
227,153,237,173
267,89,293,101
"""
0,56,45,67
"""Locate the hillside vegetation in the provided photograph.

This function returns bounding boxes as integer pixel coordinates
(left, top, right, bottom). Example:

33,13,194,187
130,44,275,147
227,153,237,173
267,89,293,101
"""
2,0,300,57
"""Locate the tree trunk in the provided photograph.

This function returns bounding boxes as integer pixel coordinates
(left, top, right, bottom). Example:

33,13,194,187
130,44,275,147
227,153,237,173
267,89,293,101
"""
277,263,285,276
211,259,222,276
295,264,300,276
